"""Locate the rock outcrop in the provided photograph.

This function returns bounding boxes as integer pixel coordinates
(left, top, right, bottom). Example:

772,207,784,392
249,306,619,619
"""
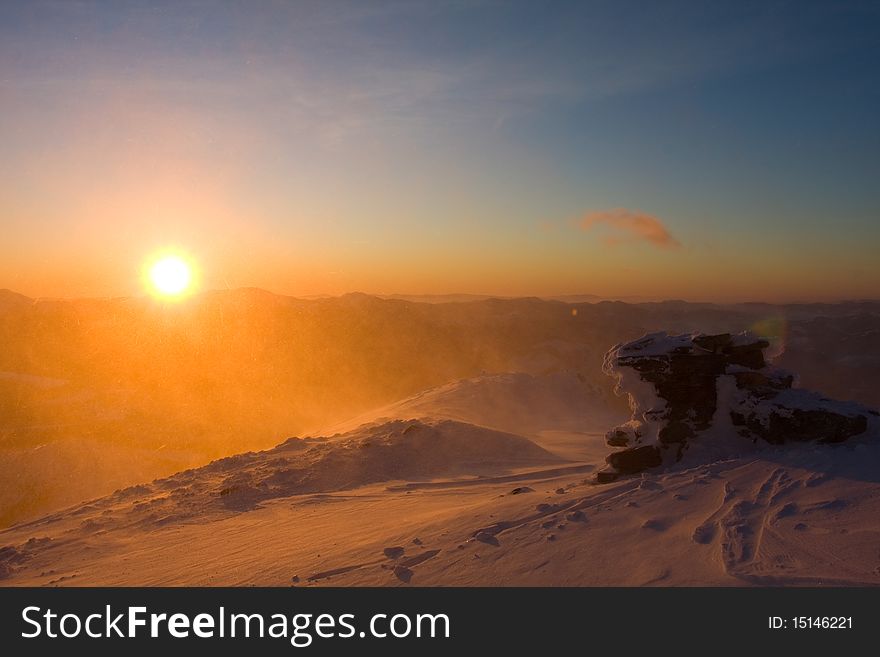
598,331,876,481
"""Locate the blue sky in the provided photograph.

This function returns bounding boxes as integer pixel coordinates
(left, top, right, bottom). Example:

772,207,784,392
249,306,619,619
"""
1,0,878,300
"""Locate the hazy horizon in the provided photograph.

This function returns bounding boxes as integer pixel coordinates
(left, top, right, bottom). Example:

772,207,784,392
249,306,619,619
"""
4,284,880,306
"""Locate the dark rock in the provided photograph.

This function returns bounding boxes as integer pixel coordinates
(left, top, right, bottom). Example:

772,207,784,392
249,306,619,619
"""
605,422,642,447
602,331,873,476
732,369,793,391
595,469,620,484
607,445,662,474
725,340,769,370
732,406,868,445
510,486,534,495
0,545,29,580
692,333,731,352
606,429,632,447
393,566,413,583
659,421,693,444
383,546,405,559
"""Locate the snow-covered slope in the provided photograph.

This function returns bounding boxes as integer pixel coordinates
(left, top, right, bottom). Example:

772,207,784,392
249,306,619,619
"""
3,432,879,586
2,360,878,587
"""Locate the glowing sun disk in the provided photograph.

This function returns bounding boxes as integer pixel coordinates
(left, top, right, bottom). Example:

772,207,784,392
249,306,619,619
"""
148,256,193,297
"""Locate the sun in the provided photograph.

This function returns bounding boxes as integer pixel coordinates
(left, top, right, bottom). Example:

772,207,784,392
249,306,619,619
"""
147,255,194,298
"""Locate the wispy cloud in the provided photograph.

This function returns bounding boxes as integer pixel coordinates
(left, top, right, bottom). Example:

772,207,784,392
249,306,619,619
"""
578,209,680,249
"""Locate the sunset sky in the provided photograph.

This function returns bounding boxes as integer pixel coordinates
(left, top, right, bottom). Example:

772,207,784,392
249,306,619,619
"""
1,0,878,301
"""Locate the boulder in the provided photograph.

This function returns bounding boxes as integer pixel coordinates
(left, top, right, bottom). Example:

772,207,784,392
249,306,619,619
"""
598,331,874,479
606,445,662,474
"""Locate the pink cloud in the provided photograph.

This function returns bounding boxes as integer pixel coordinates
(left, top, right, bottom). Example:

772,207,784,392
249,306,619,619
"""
578,208,680,249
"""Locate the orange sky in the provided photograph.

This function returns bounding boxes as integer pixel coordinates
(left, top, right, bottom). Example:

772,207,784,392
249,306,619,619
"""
2,2,878,303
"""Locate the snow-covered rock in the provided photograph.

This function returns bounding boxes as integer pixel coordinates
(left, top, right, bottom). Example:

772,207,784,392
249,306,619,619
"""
599,331,878,480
